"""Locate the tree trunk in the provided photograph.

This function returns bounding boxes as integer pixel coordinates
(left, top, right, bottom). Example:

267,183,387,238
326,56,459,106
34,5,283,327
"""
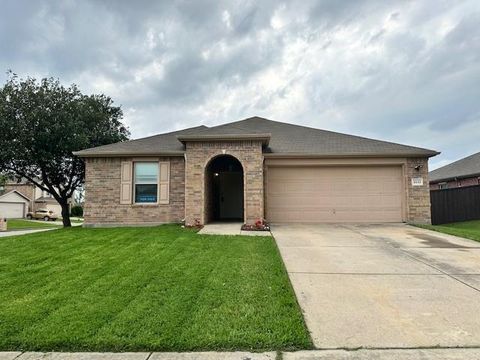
60,201,71,227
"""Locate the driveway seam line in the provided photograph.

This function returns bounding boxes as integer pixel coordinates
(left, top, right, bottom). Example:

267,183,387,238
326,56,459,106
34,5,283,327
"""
287,271,480,275
306,344,480,351
345,225,480,293
398,250,480,293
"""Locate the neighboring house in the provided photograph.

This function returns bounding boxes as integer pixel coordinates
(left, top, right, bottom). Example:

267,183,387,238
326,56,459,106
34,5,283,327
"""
74,116,439,227
429,151,480,190
0,190,30,218
2,180,71,215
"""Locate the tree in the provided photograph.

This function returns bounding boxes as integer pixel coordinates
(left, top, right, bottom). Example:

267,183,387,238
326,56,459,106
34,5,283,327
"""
0,72,129,227
0,174,7,195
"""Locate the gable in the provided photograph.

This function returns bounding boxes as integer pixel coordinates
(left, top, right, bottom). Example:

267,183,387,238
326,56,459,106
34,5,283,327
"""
0,190,31,203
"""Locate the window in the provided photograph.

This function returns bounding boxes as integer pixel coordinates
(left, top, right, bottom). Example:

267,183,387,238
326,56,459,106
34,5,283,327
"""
439,182,448,190
134,162,158,203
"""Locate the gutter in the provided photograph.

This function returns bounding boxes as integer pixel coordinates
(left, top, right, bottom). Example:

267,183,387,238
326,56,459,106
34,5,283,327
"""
263,151,440,159
73,149,440,159
72,151,185,158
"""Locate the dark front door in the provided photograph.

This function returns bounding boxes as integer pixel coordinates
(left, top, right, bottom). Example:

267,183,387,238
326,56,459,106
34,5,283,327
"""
218,172,243,220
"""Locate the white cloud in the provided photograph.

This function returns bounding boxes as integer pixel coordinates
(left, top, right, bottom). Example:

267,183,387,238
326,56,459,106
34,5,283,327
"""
1,0,479,169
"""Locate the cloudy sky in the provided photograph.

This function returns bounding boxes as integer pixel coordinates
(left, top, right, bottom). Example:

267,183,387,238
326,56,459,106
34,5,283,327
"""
1,0,479,169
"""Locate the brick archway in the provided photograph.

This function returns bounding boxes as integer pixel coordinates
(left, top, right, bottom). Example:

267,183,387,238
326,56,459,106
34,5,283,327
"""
184,141,264,226
204,154,244,223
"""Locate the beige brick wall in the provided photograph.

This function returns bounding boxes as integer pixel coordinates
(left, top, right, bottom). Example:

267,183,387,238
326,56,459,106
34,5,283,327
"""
83,151,432,226
406,157,431,224
184,140,264,225
84,156,185,226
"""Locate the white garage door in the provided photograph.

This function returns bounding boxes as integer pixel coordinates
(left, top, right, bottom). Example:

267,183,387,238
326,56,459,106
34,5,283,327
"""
0,202,25,219
266,166,404,223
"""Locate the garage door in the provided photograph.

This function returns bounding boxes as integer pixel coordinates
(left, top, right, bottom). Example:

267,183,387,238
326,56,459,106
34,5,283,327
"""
0,202,25,219
266,166,403,223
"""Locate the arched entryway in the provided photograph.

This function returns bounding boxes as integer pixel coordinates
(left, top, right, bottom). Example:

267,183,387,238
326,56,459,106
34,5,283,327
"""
205,155,244,223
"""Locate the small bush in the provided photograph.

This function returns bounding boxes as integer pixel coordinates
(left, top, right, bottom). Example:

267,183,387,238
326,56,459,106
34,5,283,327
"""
70,205,83,217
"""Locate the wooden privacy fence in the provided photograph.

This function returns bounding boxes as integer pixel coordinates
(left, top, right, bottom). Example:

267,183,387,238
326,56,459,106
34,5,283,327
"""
430,185,480,225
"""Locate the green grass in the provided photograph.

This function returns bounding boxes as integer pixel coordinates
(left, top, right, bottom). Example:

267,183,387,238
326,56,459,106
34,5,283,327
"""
5,219,61,230
416,220,480,242
58,218,84,223
0,225,311,352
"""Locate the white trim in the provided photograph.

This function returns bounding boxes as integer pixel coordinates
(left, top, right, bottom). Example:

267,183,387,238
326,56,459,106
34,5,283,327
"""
0,190,31,202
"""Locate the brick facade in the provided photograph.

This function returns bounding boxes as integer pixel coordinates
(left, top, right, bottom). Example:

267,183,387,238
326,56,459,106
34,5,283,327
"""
184,140,264,226
84,156,185,226
406,157,431,224
83,149,432,226
430,176,480,190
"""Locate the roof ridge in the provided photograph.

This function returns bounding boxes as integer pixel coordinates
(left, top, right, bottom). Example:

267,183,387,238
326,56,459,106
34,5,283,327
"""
200,123,256,134
125,124,209,142
212,116,438,154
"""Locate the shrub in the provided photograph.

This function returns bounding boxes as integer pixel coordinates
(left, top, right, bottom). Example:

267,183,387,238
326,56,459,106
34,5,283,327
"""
70,205,83,217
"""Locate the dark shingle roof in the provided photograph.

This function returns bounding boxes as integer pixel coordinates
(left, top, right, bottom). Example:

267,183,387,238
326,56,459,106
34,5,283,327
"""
205,117,438,157
74,116,439,158
429,151,480,182
74,126,208,156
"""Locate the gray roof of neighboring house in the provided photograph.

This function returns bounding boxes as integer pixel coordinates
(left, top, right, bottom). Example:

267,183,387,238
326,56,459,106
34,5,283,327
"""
74,116,439,158
429,151,480,183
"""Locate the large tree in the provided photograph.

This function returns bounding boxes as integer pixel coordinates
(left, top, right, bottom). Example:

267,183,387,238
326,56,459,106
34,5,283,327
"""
0,72,129,227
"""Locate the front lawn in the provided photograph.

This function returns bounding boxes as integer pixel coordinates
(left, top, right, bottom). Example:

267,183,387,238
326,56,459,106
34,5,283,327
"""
5,219,61,230
0,225,311,351
416,220,480,242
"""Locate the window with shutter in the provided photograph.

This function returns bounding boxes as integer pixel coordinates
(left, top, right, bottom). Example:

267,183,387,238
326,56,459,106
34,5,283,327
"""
120,161,133,204
134,162,159,203
158,162,170,204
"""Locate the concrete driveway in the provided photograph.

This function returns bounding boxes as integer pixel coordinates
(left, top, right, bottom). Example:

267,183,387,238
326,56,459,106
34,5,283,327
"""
272,223,480,349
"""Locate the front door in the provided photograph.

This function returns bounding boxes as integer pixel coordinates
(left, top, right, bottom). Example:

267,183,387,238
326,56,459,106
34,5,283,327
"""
219,172,243,220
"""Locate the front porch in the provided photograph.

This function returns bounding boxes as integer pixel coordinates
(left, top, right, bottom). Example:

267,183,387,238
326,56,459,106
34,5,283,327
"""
182,136,268,226
198,222,271,236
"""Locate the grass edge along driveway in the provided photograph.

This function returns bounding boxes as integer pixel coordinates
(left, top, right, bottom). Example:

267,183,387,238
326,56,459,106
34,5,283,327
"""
0,225,312,352
415,219,480,243
5,219,61,231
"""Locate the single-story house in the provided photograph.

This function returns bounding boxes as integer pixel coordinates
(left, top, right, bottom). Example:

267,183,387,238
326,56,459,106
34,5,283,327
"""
0,190,30,219
430,151,480,190
74,117,439,227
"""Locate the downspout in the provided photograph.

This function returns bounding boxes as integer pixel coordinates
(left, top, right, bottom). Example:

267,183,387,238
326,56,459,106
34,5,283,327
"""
183,152,187,224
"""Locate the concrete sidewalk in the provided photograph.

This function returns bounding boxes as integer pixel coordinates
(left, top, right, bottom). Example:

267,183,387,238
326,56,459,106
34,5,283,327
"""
0,228,54,238
0,352,274,360
3,349,480,359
